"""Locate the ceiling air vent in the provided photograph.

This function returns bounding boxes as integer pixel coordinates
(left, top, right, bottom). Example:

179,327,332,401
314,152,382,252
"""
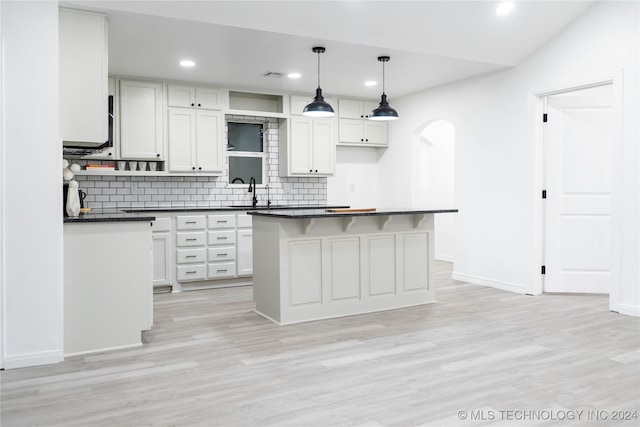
263,71,286,78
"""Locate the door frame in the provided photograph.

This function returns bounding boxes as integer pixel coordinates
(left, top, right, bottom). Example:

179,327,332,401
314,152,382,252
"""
529,71,624,313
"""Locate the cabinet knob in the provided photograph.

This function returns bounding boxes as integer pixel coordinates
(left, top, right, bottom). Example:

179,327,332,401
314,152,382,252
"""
191,103,195,107
365,139,369,142
156,153,160,158
198,167,202,170
309,169,312,172
315,169,318,173
198,103,201,107
360,115,364,118
361,138,364,142
192,166,196,170
108,152,112,156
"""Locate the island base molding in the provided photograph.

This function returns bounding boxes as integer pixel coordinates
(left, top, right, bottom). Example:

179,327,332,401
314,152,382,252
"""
252,214,436,325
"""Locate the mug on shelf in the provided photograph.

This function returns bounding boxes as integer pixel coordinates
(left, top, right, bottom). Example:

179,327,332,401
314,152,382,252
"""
128,161,138,171
139,161,147,171
149,162,157,171
117,161,126,171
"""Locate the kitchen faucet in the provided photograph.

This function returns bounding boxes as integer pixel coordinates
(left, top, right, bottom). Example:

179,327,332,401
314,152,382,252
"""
248,177,258,208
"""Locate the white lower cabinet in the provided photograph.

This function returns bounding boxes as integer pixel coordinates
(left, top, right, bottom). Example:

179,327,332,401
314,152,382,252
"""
177,264,206,281
152,211,255,291
236,213,253,277
151,218,172,289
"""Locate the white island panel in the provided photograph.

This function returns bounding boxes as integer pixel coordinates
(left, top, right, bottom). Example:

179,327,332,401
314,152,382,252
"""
252,210,445,324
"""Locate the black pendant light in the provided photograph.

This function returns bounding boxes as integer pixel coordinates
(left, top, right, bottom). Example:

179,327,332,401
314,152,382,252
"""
303,47,335,118
369,56,399,121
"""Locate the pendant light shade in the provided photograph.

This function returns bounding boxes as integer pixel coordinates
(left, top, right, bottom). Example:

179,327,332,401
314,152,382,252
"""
303,47,335,118
369,56,399,121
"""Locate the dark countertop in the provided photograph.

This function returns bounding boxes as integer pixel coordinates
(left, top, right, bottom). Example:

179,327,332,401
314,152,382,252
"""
123,204,349,213
248,208,459,219
64,211,155,224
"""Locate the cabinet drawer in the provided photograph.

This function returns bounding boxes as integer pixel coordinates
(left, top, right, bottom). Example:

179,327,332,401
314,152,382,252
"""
207,214,236,229
176,248,206,263
152,217,171,232
176,264,206,281
176,215,205,230
207,262,236,279
236,214,252,228
208,230,236,245
176,231,206,247
208,246,235,262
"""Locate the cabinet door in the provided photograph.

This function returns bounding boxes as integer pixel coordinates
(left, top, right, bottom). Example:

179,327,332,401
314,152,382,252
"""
338,119,365,143
362,101,379,119
312,118,336,174
364,121,388,146
152,232,171,287
289,116,313,174
195,110,224,173
168,108,196,172
119,80,164,159
338,99,364,119
236,229,253,276
196,88,224,110
167,85,196,108
59,9,108,144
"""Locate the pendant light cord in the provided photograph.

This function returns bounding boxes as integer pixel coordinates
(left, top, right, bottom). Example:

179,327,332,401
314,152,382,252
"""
381,58,386,95
317,50,321,89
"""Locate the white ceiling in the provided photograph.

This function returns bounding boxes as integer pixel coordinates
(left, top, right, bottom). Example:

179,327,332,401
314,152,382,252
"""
63,0,595,100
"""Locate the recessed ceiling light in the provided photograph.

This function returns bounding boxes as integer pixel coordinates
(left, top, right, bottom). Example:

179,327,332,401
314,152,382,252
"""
180,60,195,67
496,2,514,16
287,72,301,79
365,81,377,87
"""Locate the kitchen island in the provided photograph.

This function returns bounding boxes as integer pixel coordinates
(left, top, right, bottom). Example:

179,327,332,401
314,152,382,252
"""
248,208,457,324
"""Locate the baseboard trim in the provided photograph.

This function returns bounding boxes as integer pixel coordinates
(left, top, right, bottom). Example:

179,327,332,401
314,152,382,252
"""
3,349,63,369
435,254,454,262
451,272,526,294
615,303,640,318
64,342,143,358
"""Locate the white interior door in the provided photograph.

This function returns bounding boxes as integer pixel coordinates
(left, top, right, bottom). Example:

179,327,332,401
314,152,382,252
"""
544,85,613,293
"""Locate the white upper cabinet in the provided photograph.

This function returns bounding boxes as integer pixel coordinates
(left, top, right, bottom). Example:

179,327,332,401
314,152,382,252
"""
338,99,379,120
167,108,224,174
59,8,108,145
119,80,164,160
290,94,337,116
167,85,225,110
337,99,388,147
283,115,335,176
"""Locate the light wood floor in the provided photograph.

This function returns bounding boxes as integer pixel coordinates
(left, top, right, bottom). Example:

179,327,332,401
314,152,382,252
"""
2,262,639,426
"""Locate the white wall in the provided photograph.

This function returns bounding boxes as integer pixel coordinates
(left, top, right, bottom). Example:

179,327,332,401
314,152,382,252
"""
414,120,455,261
380,1,639,314
327,146,379,208
1,1,64,368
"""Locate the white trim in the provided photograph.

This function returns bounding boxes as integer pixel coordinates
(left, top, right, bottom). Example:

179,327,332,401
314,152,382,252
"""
529,71,624,312
64,342,142,358
0,20,5,370
435,253,454,263
615,304,640,318
451,272,526,295
3,350,63,370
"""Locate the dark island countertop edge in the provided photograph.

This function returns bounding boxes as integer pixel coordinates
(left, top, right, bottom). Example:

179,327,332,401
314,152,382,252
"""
247,208,459,219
